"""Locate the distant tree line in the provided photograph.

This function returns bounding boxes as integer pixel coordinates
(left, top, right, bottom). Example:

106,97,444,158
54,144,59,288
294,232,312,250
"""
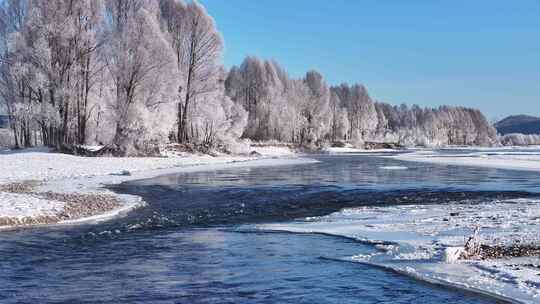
0,0,498,154
225,57,497,147
500,134,540,146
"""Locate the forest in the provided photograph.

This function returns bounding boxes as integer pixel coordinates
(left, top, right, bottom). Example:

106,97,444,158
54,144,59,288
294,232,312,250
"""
0,0,499,155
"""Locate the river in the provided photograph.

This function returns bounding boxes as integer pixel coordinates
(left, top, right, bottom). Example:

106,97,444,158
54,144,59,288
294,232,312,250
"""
2,150,540,303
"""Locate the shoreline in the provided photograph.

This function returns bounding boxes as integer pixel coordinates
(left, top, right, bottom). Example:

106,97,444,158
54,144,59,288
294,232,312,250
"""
0,147,317,230
388,147,540,172
3,147,540,303
245,229,527,304
3,144,540,230
257,195,540,304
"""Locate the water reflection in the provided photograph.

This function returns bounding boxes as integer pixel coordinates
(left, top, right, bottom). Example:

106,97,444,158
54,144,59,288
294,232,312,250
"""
132,154,540,192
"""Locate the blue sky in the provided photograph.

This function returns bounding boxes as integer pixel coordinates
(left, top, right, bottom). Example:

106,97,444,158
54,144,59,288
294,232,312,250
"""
200,0,540,120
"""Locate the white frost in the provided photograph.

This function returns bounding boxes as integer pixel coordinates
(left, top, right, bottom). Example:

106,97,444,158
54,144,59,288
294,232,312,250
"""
379,166,408,170
392,148,540,172
323,146,400,154
444,247,465,263
0,192,64,219
256,198,540,304
250,146,297,157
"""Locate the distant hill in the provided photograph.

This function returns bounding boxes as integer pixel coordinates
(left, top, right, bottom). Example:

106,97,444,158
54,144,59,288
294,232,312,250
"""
495,115,540,135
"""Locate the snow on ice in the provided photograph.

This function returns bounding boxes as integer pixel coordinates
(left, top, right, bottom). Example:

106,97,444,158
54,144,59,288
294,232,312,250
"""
392,149,540,172
257,198,540,304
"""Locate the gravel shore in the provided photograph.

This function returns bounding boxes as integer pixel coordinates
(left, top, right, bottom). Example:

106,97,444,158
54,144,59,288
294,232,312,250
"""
0,182,122,228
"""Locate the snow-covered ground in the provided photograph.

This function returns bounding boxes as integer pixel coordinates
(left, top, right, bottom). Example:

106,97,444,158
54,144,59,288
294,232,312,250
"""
249,145,297,157
257,197,540,304
0,148,245,183
323,146,401,154
440,145,540,151
0,145,313,229
0,192,64,220
392,148,540,172
379,165,409,170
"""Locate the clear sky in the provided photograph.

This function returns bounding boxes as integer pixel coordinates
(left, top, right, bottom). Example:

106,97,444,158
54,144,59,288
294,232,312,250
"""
200,0,540,120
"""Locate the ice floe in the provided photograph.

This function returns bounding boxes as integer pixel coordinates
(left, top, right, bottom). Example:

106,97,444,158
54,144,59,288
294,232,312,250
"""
257,197,540,303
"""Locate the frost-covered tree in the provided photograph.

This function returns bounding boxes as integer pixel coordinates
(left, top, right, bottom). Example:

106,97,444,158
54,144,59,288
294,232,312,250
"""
158,0,223,144
0,1,500,153
0,0,246,154
300,70,330,145
186,68,247,150
329,91,349,143
500,133,540,146
0,0,25,147
2,0,109,148
331,84,377,144
158,1,247,150
71,1,107,145
225,56,288,140
2,0,99,147
224,56,497,148
103,0,177,154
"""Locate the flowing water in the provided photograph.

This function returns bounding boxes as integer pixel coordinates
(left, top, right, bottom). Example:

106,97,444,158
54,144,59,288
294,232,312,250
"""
2,150,540,303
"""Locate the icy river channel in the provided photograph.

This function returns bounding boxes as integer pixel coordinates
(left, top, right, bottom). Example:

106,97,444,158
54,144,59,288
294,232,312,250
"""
2,149,540,303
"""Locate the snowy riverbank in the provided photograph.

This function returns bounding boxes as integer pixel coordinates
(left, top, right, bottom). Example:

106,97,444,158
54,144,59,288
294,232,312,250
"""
257,197,540,304
322,146,402,154
391,148,540,172
0,146,315,230
254,146,540,303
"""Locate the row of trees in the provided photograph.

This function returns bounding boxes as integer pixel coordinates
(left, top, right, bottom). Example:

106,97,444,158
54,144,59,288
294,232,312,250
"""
0,0,247,154
0,0,498,154
225,57,497,147
500,134,540,146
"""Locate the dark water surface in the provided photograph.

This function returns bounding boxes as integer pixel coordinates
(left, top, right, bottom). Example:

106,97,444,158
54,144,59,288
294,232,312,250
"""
2,152,540,303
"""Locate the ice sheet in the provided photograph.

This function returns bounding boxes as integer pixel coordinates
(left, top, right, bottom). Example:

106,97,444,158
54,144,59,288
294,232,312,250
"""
392,149,540,172
257,198,540,303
